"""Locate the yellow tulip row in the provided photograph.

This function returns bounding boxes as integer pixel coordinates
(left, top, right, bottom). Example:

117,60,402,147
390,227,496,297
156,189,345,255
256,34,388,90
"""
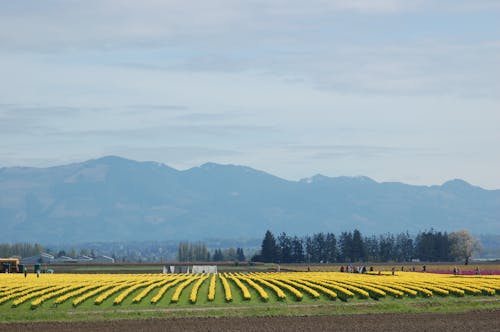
207,274,217,301
292,279,337,299
264,278,303,301
250,276,286,300
339,280,387,299
150,276,189,304
312,279,354,300
55,283,100,304
189,275,209,303
134,277,174,303
94,281,137,305
451,280,495,295
1,271,499,308
238,275,269,301
31,284,83,309
277,272,500,300
364,278,418,297
278,278,320,299
171,276,198,303
72,283,118,307
0,285,49,305
226,274,251,300
0,285,25,297
219,273,232,301
12,285,66,307
324,280,369,299
114,278,162,305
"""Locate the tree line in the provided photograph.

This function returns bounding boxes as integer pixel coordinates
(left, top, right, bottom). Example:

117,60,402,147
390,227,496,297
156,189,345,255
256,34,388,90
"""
177,241,246,262
0,243,44,258
253,229,480,264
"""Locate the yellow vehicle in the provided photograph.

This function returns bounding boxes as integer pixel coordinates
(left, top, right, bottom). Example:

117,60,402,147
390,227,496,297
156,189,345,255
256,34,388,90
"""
0,258,20,273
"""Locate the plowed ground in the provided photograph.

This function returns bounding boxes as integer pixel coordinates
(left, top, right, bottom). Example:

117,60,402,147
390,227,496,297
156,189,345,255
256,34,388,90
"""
2,310,499,332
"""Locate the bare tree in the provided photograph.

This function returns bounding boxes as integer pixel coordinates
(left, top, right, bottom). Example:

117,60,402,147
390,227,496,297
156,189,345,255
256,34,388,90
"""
449,230,481,265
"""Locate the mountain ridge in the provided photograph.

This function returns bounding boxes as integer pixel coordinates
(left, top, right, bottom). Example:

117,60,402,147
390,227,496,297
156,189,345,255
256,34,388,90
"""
1,156,494,190
1,156,499,243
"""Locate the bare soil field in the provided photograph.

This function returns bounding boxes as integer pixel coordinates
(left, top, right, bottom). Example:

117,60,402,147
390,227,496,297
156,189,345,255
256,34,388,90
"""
2,310,499,332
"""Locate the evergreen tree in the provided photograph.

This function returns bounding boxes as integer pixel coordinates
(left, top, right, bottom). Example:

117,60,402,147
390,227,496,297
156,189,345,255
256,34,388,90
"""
278,232,293,263
312,233,327,262
395,232,413,262
378,233,395,262
291,236,304,263
261,230,279,263
212,249,224,261
364,235,379,262
305,235,314,263
338,232,353,262
236,248,246,262
415,229,450,262
436,231,451,261
351,229,366,261
415,231,432,261
325,233,337,263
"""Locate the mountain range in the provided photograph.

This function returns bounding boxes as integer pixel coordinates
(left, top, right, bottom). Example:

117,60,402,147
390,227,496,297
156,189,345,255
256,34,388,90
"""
1,156,499,243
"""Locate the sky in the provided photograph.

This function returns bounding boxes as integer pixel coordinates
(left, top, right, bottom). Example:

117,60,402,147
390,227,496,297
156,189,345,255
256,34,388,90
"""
0,0,499,189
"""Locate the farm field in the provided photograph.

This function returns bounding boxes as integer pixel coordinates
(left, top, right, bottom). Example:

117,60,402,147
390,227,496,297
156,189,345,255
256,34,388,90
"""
0,271,499,322
39,261,500,275
285,263,500,275
41,262,269,274
2,310,500,332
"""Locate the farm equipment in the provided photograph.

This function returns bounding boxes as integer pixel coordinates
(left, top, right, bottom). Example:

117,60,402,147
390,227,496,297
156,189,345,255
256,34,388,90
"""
0,258,20,273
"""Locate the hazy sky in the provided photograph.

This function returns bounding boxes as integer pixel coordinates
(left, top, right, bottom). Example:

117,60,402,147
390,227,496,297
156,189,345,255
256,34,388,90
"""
1,1,499,188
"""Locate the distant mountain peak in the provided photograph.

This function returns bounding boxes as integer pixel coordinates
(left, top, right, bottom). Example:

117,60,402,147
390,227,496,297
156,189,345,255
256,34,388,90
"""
199,162,224,169
336,175,376,182
443,178,471,186
441,179,474,191
87,155,174,171
197,162,268,175
84,155,138,168
91,155,131,163
300,174,329,183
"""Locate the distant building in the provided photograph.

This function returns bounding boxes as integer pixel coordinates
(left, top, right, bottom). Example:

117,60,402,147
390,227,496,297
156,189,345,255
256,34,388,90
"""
76,255,93,262
192,265,217,274
92,255,115,263
53,255,78,263
20,253,55,264
163,265,189,273
163,264,217,274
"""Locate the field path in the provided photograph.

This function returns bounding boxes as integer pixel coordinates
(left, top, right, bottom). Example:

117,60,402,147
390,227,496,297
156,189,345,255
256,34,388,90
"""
2,309,499,332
